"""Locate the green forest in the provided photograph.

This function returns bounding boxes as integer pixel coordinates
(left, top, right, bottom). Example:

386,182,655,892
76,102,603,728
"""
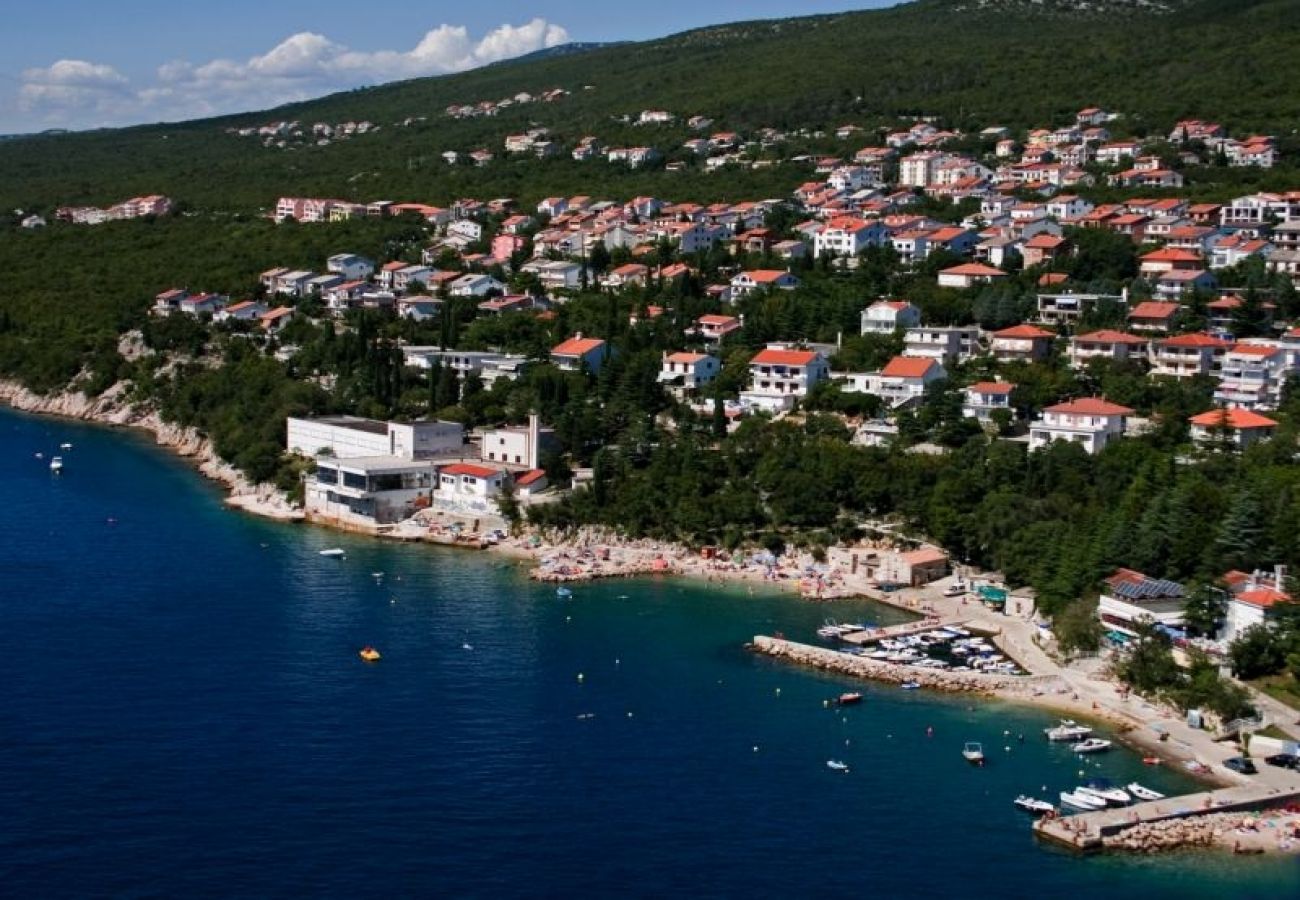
3,0,1300,212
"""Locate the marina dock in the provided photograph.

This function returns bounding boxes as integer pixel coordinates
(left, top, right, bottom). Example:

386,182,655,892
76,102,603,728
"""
1034,784,1300,853
834,617,988,646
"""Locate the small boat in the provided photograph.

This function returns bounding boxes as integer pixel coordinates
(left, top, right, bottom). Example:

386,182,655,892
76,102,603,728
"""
358,646,381,662
1059,790,1106,811
900,681,921,690
319,548,346,558
34,452,43,460
962,741,985,764
826,760,850,773
1143,756,1162,766
834,692,863,706
1045,720,1093,742
556,586,573,599
1014,795,1056,815
60,442,73,450
49,456,63,473
1072,738,1113,755
1079,782,1131,806
1127,782,1165,801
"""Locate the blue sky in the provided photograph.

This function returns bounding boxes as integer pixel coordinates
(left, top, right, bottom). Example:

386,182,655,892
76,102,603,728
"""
0,1,896,133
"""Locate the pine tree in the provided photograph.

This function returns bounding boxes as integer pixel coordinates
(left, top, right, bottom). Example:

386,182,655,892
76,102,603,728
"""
1214,488,1265,573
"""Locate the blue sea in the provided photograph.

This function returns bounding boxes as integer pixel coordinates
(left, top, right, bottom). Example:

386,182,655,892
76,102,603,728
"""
1,407,1297,898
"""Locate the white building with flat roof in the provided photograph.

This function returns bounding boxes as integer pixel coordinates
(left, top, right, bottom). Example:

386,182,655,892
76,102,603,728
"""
287,416,463,460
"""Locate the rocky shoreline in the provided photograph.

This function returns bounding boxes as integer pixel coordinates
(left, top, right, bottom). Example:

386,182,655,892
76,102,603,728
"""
0,379,302,521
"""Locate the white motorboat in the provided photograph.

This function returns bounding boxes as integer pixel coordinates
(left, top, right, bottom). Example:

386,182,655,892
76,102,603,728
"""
826,760,850,772
962,741,985,764
1076,784,1130,807
60,442,73,450
556,586,573,599
49,456,63,473
318,548,346,558
1045,720,1093,742
1072,738,1113,755
1013,795,1056,815
1127,782,1165,801
1059,790,1106,811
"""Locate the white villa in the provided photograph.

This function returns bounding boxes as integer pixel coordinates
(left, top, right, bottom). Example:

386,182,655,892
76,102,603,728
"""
658,352,721,397
740,346,830,412
1028,397,1133,454
860,300,921,335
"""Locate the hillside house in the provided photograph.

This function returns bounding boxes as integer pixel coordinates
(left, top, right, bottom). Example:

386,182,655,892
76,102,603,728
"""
730,270,800,298
1189,407,1279,450
1068,330,1149,369
1149,333,1230,379
937,263,1007,289
1029,397,1133,455
1127,301,1183,334
860,300,921,335
904,326,982,364
962,381,1015,423
841,356,946,409
740,346,830,412
551,334,611,374
658,352,721,398
990,324,1055,362
1213,343,1291,409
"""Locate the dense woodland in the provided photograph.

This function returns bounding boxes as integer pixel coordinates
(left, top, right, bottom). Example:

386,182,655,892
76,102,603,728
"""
3,0,1300,213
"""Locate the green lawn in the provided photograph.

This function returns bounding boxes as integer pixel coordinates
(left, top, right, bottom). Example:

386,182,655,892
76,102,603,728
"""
1253,674,1300,711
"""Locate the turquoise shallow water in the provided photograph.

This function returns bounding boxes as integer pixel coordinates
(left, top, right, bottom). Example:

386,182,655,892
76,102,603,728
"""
1,407,1297,897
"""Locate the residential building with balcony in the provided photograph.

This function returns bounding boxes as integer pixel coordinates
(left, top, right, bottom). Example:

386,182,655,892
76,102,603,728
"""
1029,397,1133,454
740,346,830,412
904,326,982,363
1149,333,1230,379
1068,330,1149,369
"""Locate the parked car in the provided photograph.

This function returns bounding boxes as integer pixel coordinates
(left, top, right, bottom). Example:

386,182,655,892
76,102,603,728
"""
1224,756,1258,775
1264,753,1299,770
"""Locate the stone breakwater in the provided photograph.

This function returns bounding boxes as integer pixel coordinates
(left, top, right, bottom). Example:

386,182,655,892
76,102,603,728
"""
1103,814,1224,852
750,636,1064,695
0,379,302,521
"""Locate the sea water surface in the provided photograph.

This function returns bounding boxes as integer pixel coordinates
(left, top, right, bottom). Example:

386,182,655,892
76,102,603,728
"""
1,407,1297,898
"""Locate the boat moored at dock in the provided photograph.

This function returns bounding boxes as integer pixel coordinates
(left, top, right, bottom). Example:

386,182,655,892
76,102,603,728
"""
1014,795,1056,815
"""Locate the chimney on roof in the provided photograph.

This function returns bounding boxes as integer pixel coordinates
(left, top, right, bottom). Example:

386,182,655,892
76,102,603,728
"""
528,413,541,470
1276,564,1287,591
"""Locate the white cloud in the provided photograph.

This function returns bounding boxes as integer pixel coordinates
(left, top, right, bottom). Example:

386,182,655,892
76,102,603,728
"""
12,19,569,129
19,59,132,117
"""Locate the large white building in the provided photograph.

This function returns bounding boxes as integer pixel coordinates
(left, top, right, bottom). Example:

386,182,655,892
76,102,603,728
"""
287,416,464,460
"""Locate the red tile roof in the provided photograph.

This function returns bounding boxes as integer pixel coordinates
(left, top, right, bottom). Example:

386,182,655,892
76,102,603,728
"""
1159,333,1230,349
552,337,606,356
968,381,1015,395
1128,301,1181,319
442,463,499,479
941,263,1006,277
1189,407,1279,429
1236,588,1290,609
752,348,818,366
1045,398,1134,416
666,352,710,364
1075,330,1148,345
881,356,938,378
993,324,1054,339
514,469,547,486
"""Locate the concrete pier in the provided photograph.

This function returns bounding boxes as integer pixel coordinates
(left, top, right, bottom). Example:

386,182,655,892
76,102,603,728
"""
1034,784,1300,853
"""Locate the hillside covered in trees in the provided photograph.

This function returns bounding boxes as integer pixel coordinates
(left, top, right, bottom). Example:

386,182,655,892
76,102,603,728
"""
2,0,1300,212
